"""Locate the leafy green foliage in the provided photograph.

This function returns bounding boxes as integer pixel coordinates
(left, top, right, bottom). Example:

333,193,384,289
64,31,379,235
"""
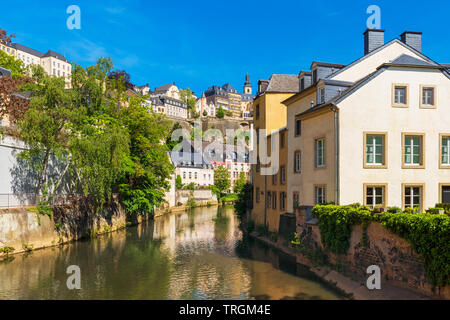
312,205,373,255
175,175,183,190
16,57,174,215
213,165,230,198
313,204,450,287
179,88,196,110
234,182,252,219
216,106,225,119
0,49,25,78
381,212,450,287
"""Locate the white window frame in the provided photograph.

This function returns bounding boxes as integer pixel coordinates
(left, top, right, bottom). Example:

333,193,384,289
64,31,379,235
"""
315,139,325,168
315,187,326,204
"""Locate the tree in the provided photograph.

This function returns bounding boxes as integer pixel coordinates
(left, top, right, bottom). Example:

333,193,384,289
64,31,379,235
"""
202,110,208,117
214,165,230,199
175,175,183,190
234,172,247,194
166,122,183,151
0,50,25,78
179,88,196,111
216,106,225,119
108,69,134,90
118,96,174,216
0,72,31,125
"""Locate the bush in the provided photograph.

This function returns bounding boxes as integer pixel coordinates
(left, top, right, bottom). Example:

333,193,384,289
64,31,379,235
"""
312,205,374,255
312,204,450,287
381,212,450,287
436,203,450,213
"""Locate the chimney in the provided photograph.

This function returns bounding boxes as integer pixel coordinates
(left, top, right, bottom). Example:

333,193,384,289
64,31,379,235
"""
400,31,422,52
364,29,385,55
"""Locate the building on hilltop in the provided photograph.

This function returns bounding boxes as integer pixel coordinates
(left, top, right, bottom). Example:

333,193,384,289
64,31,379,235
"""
202,73,255,118
1,42,72,88
148,83,188,119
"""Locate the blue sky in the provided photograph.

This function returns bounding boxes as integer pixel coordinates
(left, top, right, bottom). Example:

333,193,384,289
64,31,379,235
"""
2,0,450,95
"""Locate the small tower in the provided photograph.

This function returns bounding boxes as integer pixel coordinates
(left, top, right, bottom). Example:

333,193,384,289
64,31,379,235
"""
244,73,252,95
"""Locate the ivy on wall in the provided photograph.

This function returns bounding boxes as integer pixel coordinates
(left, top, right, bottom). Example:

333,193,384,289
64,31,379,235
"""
312,205,450,287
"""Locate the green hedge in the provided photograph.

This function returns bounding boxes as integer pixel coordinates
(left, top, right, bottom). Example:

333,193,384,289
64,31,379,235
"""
381,212,450,287
312,205,374,254
312,205,450,287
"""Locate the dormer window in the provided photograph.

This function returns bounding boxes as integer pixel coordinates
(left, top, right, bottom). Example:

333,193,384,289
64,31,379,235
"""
300,78,305,91
319,87,325,104
312,70,318,84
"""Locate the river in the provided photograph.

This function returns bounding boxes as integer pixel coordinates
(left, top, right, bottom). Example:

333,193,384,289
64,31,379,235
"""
0,206,343,300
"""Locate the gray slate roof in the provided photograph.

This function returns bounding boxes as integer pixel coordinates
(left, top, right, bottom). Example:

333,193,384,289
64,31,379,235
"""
266,74,299,93
42,50,69,63
12,43,44,58
154,83,174,92
390,54,435,66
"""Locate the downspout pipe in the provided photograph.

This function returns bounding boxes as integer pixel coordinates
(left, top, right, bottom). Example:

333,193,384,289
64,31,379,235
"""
329,105,339,205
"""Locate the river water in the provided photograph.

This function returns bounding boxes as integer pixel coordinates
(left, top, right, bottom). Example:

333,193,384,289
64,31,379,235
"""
0,206,343,300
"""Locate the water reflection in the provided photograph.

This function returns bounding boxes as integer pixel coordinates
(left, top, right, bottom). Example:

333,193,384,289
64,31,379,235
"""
0,206,342,300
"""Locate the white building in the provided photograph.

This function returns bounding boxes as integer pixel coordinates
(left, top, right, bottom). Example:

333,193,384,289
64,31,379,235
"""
149,83,188,119
285,29,450,212
10,43,72,87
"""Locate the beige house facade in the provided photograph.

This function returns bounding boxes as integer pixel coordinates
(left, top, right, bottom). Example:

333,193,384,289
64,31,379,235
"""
283,29,450,213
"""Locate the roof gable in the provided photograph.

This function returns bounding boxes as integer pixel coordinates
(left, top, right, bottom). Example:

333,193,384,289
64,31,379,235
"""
328,39,439,83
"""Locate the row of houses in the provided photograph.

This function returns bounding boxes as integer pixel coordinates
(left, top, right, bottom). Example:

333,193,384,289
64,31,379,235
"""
251,28,450,232
170,141,251,189
134,74,255,120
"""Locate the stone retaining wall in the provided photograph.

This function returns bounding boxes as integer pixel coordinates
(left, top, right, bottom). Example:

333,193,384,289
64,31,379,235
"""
0,199,144,256
296,207,450,299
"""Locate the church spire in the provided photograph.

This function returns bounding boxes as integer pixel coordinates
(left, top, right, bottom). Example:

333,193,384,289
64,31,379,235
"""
244,72,251,86
244,72,252,95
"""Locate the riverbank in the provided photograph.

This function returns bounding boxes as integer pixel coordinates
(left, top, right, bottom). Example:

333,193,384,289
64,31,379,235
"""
0,199,146,257
0,205,344,300
248,231,431,300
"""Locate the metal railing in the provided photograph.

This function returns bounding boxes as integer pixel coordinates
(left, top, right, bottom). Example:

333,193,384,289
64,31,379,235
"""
0,193,38,209
0,193,87,209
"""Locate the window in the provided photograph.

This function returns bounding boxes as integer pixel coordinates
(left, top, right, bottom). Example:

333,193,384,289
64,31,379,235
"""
315,139,325,168
295,119,301,136
281,167,286,184
300,78,305,91
255,105,260,119
256,187,260,203
189,172,192,179
403,134,424,168
267,192,272,208
421,86,435,107
441,135,450,167
272,172,277,185
312,69,318,84
272,192,277,209
194,172,197,180
183,172,186,179
293,192,300,209
280,132,285,148
403,185,423,212
393,84,408,107
294,151,301,173
319,88,325,104
364,184,386,208
440,184,450,204
280,192,286,211
364,133,387,167
315,187,326,204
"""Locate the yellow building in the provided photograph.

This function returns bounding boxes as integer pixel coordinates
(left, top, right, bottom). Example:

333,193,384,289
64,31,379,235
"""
251,74,299,232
